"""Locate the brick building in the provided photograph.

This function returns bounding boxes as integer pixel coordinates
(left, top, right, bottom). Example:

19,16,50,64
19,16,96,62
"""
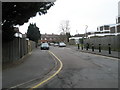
39,33,67,43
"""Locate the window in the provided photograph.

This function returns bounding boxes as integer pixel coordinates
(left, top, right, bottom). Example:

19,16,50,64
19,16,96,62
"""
110,27,115,33
104,26,109,30
117,25,120,33
100,26,103,31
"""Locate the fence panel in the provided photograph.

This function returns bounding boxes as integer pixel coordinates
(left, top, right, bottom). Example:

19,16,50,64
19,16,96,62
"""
2,38,36,64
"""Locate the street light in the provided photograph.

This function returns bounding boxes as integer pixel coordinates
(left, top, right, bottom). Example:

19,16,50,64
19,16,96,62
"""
85,25,88,38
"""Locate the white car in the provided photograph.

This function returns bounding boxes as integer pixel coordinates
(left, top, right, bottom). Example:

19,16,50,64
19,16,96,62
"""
54,43,59,46
59,42,66,47
50,43,54,46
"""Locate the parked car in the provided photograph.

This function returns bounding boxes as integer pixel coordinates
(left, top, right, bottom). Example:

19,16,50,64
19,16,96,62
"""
59,42,66,47
54,43,59,46
40,43,49,50
49,43,54,46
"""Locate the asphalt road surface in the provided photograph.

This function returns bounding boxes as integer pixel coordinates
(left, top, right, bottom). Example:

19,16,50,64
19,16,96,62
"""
3,46,118,88
42,46,118,88
2,49,55,88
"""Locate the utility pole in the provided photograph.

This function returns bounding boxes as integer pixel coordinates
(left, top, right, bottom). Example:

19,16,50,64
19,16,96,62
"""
85,25,88,38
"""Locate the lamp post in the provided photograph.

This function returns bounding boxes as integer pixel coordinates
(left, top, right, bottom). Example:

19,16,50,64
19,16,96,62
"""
85,25,88,38
84,25,88,51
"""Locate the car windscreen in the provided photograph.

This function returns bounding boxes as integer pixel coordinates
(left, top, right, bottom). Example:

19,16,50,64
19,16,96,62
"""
41,43,49,47
60,43,65,45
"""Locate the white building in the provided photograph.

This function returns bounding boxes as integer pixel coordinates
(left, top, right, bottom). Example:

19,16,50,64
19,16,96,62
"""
88,24,120,38
88,1,120,38
116,1,120,23
97,25,110,33
69,37,83,44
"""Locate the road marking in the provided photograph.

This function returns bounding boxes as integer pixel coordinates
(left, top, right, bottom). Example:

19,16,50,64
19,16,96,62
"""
9,51,63,89
30,51,63,89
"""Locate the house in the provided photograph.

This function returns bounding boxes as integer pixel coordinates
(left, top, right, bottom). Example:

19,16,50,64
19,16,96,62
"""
39,33,67,43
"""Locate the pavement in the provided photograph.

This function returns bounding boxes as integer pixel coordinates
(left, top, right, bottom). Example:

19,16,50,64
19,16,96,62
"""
2,48,55,88
68,45,120,59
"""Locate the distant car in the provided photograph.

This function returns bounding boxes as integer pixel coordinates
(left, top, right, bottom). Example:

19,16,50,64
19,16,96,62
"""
59,42,66,47
40,43,49,50
49,43,54,46
54,43,59,46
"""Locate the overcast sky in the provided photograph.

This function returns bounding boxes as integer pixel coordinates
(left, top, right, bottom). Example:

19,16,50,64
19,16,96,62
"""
19,0,120,35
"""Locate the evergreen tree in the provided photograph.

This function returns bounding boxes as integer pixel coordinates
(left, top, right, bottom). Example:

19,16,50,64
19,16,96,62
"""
27,23,41,43
66,32,71,42
2,2,55,42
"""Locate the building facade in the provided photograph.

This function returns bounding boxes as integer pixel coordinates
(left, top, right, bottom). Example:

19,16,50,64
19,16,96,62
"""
83,1,120,52
39,33,67,43
117,1,120,23
88,1,120,39
118,1,120,17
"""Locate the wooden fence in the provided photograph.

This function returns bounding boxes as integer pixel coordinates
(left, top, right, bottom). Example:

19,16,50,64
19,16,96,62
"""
2,37,36,64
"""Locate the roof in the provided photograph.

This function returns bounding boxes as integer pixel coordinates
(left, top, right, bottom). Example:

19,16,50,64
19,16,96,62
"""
88,33,120,38
69,37,83,40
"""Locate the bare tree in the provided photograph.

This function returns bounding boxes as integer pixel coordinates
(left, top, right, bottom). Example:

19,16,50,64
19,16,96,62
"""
59,20,71,42
59,20,70,35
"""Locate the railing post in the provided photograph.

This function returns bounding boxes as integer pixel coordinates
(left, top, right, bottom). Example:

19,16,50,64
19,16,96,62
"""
99,44,101,52
92,44,94,52
86,44,87,50
78,44,80,50
81,44,83,50
86,43,89,50
108,44,111,54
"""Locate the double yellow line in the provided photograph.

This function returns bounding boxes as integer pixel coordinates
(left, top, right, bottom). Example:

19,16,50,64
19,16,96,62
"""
31,51,63,89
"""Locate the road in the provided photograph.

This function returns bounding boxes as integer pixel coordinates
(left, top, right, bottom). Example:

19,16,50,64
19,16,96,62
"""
2,49,55,88
3,46,118,88
42,46,118,88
